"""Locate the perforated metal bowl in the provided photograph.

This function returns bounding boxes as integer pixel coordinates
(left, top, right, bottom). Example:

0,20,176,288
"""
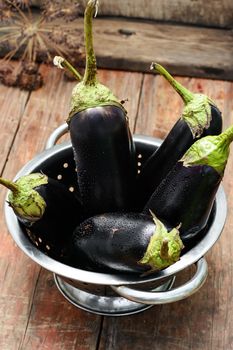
4,124,227,316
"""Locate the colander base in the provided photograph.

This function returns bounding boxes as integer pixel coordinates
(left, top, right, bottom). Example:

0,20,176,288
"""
54,274,175,316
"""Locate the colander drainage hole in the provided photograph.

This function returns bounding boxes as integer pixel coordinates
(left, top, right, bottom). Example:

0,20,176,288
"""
57,174,62,180
137,154,143,174
63,163,69,168
69,186,74,192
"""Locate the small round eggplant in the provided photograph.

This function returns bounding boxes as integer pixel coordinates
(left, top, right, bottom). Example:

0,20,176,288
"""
1,173,84,258
143,124,233,242
68,212,183,274
54,0,136,216
137,63,222,208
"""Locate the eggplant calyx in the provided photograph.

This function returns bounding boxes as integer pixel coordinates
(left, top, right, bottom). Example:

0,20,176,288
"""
182,94,212,138
139,212,184,272
181,126,233,176
150,62,216,138
68,81,126,122
7,173,48,222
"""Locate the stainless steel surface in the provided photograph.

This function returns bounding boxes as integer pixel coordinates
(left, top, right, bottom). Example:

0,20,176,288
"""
3,124,228,314
54,274,175,316
111,258,208,305
45,123,68,150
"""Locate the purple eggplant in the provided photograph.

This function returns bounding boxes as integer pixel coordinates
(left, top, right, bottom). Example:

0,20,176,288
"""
137,63,222,207
54,0,136,217
68,212,183,274
1,173,83,258
143,125,233,242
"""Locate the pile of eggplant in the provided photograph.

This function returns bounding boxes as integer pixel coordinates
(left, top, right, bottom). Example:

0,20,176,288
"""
3,0,233,275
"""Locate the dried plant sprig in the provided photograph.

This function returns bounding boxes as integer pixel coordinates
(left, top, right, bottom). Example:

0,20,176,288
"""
42,0,81,22
0,0,84,89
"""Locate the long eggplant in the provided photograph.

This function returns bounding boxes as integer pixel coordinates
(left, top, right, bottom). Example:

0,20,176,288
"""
68,212,183,274
1,173,83,259
143,125,233,242
137,63,222,207
54,0,136,217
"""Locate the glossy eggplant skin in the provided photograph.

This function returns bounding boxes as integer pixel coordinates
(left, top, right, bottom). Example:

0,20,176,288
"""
68,213,155,274
21,178,84,259
137,104,222,208
207,104,223,136
69,105,136,217
143,162,221,242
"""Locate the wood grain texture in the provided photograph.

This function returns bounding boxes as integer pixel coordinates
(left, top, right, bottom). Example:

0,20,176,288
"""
33,0,233,28
1,17,233,81
0,71,29,173
0,66,142,350
91,19,233,80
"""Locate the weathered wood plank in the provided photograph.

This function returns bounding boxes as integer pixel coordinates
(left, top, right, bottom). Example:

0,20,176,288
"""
1,17,233,81
99,78,233,350
0,67,29,173
32,0,233,28
0,66,143,350
20,269,102,350
91,19,233,81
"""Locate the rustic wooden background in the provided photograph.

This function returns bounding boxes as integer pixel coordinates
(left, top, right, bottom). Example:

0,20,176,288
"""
0,60,233,349
32,0,233,28
1,1,232,80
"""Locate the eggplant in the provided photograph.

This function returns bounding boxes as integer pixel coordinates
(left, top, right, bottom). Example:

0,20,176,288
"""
1,173,83,259
54,0,136,216
68,212,183,274
143,125,233,242
137,63,222,207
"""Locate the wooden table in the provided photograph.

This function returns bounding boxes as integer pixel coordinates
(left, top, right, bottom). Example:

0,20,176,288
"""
0,63,233,350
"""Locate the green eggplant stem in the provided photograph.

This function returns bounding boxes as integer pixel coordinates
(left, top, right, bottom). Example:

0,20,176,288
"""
0,177,19,194
83,0,98,86
61,58,82,81
222,124,233,144
150,62,194,104
53,56,82,81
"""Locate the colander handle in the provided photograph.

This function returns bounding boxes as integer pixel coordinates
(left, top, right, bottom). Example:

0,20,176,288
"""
111,258,208,305
45,123,68,150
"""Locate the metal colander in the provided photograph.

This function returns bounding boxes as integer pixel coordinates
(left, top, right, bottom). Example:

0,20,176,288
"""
4,124,227,316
